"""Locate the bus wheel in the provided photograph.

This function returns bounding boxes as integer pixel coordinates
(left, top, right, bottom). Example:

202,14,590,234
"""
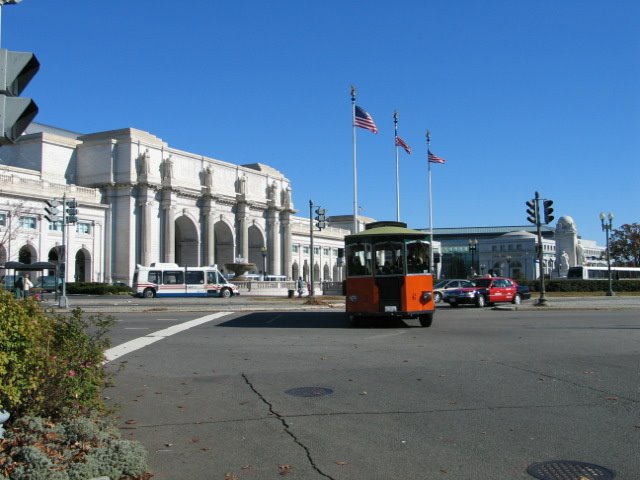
419,314,433,328
220,288,232,298
142,288,155,298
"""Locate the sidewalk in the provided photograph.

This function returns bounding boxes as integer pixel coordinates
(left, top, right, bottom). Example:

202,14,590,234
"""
39,293,640,313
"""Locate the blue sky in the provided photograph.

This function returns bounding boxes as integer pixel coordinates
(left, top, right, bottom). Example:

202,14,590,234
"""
3,0,638,243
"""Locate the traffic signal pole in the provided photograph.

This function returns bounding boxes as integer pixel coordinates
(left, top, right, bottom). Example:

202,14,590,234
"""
533,192,548,306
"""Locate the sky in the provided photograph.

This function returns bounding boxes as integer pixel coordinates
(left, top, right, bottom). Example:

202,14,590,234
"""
2,0,638,244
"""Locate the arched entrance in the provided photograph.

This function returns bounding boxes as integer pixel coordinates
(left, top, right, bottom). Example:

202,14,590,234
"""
175,216,199,266
214,221,234,274
18,244,36,264
248,225,265,275
292,261,299,280
48,247,62,276
74,248,91,282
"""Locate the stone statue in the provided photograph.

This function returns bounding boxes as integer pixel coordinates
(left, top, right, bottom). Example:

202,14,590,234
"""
137,149,150,177
561,250,570,270
237,174,247,194
162,156,174,181
268,181,277,200
203,166,213,187
576,243,585,265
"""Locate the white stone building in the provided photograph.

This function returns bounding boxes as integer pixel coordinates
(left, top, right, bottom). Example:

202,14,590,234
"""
0,124,297,285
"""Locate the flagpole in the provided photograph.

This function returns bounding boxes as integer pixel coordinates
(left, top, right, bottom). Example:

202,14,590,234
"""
426,130,434,274
351,85,359,233
394,111,400,222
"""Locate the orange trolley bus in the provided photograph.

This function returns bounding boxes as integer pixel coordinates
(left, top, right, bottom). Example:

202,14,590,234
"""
344,221,435,327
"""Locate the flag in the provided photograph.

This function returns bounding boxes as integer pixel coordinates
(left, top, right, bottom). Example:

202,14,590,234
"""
428,150,446,164
354,105,378,133
395,135,411,154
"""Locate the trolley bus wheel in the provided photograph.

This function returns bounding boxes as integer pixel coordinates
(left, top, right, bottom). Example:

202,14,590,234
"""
419,313,433,328
220,288,232,298
142,288,155,298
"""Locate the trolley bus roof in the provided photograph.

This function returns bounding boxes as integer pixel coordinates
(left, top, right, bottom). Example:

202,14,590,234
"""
346,222,429,240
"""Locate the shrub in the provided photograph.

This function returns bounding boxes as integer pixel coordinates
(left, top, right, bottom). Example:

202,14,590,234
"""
65,283,131,295
1,414,148,480
0,292,115,419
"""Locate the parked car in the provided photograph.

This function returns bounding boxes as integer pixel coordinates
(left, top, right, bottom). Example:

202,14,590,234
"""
517,284,531,300
444,276,522,308
433,279,475,303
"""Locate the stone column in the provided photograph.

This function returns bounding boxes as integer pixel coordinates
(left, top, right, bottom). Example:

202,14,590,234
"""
280,212,291,279
236,201,249,260
161,190,175,263
138,192,153,266
103,195,113,283
202,198,216,266
269,210,281,275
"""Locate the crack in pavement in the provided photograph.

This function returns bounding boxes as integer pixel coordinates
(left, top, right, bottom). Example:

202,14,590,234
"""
242,373,336,480
496,361,639,403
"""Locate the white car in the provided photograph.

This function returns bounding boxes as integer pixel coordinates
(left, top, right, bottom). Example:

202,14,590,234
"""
433,279,475,303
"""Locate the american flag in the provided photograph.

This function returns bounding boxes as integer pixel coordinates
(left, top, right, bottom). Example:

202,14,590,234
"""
395,135,411,154
428,150,446,164
354,105,378,134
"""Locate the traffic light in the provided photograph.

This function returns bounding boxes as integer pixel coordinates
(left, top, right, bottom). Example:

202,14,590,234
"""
543,200,554,224
65,199,78,224
44,199,62,223
315,207,326,230
526,199,538,225
0,48,39,144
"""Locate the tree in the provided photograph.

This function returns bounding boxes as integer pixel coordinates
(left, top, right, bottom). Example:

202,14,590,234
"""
609,223,640,267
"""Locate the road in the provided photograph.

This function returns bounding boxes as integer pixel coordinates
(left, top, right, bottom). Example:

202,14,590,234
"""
103,306,640,480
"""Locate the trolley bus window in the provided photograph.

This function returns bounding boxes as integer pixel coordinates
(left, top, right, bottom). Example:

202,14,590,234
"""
185,271,204,284
346,243,372,276
406,240,430,274
374,241,404,276
163,270,184,285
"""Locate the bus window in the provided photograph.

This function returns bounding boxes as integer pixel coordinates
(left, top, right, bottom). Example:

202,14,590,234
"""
207,271,216,284
347,243,372,276
374,241,403,275
407,240,429,274
186,271,204,284
163,270,184,285
148,270,161,284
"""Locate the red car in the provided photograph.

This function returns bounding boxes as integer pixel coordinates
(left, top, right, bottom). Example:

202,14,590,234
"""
443,276,522,308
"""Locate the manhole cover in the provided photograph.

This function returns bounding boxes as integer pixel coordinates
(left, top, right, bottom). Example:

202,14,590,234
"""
285,387,333,397
527,460,615,480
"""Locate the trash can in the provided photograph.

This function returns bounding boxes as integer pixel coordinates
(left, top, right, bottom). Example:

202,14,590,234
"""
288,289,295,298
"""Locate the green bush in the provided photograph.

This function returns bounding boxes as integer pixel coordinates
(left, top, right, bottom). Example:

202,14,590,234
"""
0,292,115,418
520,279,640,293
65,282,131,295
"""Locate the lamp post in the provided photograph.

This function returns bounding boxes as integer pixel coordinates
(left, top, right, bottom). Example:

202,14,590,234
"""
260,246,267,281
468,238,478,277
506,255,512,278
599,212,615,296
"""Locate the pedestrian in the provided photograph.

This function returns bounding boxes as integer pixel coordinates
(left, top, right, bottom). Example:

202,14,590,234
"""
21,274,33,298
14,275,23,298
296,276,305,297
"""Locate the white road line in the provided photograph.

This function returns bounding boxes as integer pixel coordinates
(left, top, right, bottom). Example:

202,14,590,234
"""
104,312,231,363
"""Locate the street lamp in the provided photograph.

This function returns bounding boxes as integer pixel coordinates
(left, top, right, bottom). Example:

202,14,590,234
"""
599,212,615,296
468,238,478,277
260,246,267,281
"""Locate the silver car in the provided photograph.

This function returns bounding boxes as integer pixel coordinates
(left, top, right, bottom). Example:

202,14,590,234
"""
433,279,475,303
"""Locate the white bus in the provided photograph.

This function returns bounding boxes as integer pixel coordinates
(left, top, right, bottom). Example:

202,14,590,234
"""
567,266,640,280
132,263,239,298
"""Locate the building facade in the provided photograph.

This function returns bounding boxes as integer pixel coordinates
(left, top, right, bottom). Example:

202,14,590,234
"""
1,124,296,284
